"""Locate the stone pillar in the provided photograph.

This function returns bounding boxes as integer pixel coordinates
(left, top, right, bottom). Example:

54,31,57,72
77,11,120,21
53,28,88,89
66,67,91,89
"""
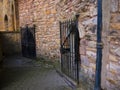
101,0,110,89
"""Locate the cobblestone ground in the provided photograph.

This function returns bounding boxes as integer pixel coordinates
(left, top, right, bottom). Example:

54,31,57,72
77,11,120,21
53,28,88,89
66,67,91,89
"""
0,56,73,90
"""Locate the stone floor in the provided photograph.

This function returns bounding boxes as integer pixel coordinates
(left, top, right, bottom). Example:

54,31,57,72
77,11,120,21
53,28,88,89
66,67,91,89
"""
0,56,74,90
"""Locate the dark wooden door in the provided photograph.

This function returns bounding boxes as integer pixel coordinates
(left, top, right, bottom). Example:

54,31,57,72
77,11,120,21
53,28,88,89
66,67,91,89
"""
21,25,36,58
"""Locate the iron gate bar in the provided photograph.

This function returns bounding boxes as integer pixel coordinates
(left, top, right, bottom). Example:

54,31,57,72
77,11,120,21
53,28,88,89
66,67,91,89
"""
75,14,80,84
94,0,103,90
60,15,80,84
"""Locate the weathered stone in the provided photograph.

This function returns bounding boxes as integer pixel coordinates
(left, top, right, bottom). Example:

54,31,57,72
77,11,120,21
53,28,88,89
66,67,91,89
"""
86,51,96,59
111,14,120,23
90,63,96,70
87,41,96,48
107,78,117,85
80,46,86,55
110,0,119,12
82,16,97,25
109,54,118,62
109,30,119,36
110,69,117,74
78,23,85,38
110,23,120,30
10,0,120,89
117,75,120,80
0,0,19,31
51,9,57,14
81,55,90,67
114,47,120,56
46,10,51,15
89,5,97,17
110,62,120,74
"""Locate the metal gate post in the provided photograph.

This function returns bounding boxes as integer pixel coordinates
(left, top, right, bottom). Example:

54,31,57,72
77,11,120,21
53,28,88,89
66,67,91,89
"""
94,0,103,90
75,14,80,84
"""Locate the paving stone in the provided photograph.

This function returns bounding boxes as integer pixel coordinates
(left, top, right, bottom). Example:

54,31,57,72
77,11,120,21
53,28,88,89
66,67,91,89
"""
0,56,72,90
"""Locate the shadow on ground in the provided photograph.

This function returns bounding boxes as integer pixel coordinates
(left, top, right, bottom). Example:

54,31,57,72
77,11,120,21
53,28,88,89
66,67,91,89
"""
0,56,73,90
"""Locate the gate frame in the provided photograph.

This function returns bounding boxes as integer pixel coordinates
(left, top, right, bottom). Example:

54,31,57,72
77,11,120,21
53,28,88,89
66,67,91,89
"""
59,14,80,84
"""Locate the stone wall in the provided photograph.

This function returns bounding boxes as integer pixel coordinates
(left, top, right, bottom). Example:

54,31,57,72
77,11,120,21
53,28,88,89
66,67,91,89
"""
18,0,120,89
0,31,21,56
0,0,19,31
0,1,4,31
18,0,97,88
56,0,97,88
18,0,60,59
105,0,120,89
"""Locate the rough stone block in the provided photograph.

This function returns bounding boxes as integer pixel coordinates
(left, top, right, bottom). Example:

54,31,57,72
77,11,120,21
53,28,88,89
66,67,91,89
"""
82,16,97,25
114,47,120,56
110,0,119,12
86,51,96,59
109,54,118,62
81,55,90,67
87,41,96,48
111,14,120,23
110,23,120,30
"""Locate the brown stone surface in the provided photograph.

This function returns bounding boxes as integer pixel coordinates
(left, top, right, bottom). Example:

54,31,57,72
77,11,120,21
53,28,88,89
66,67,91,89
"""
110,23,120,30
0,0,19,31
1,0,118,89
107,0,120,89
18,0,59,59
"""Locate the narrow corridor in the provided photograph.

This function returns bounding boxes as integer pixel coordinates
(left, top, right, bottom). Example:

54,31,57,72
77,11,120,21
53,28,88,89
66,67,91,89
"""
0,56,73,90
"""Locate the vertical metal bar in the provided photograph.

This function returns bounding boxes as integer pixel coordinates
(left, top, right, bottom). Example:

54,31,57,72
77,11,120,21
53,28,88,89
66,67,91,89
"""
70,20,74,79
68,20,72,76
66,20,69,76
75,14,80,84
68,20,70,77
67,21,69,75
60,21,63,71
94,0,103,90
20,27,23,56
62,22,64,71
25,25,28,57
62,22,65,71
33,25,36,58
64,21,66,74
63,21,65,72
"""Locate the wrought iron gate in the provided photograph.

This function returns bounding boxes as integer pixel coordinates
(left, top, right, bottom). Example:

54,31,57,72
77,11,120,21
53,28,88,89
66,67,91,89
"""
21,25,36,58
60,15,80,84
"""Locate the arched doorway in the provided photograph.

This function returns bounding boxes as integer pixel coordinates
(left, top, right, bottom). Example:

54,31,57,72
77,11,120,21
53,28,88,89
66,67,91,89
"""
60,16,80,84
4,15,8,31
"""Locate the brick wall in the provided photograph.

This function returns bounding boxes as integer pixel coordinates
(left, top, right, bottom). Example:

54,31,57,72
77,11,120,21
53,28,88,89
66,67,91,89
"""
18,0,120,89
18,0,60,59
